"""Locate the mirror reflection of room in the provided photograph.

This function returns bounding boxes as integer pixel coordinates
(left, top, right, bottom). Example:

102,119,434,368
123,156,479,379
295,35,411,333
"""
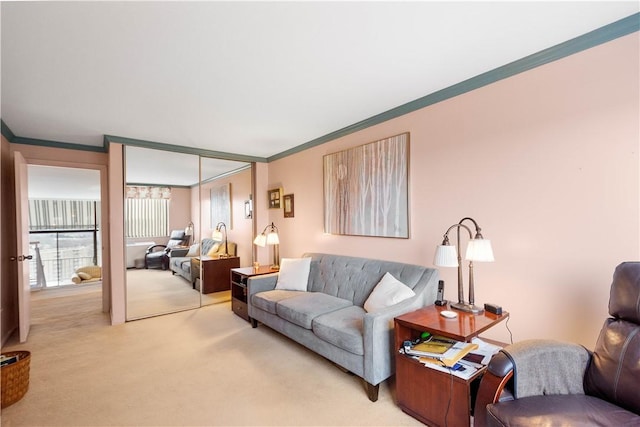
124,146,201,320
124,146,253,319
196,156,253,307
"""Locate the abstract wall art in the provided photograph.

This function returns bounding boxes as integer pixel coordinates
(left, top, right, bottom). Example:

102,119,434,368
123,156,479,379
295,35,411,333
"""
323,132,409,238
210,183,231,229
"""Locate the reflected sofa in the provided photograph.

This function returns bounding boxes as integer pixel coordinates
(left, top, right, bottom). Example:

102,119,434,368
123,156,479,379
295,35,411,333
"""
169,238,237,285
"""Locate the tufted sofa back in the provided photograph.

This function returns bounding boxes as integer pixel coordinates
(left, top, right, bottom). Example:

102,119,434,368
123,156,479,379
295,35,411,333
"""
584,262,640,415
302,252,438,308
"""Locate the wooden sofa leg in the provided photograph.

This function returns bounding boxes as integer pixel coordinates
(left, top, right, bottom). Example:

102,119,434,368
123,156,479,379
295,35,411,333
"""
250,317,258,328
365,382,379,402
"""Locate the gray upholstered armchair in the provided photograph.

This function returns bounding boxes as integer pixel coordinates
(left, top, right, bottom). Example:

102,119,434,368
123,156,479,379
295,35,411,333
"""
144,230,188,270
474,262,640,426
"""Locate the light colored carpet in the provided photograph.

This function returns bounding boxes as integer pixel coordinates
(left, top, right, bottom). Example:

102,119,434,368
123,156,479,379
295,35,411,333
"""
1,288,423,426
126,269,230,320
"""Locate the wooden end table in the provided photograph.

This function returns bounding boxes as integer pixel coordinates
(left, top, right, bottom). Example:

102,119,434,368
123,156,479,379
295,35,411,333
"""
192,256,240,294
394,304,509,427
230,266,278,321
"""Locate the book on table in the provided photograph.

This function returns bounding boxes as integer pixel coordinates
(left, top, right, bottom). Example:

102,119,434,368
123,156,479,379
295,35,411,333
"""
418,341,479,367
403,336,478,366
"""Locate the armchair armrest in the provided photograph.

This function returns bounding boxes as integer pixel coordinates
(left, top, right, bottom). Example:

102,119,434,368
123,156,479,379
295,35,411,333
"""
473,340,591,427
146,244,167,254
474,352,514,427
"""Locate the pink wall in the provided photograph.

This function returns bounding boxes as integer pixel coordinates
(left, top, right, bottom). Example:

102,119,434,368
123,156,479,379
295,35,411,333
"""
263,34,640,346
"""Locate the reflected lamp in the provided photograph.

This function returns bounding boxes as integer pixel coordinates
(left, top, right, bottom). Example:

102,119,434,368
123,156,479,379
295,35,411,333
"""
211,222,229,258
184,221,194,244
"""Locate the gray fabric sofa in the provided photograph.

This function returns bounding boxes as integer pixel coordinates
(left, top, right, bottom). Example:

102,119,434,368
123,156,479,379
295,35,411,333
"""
247,252,439,401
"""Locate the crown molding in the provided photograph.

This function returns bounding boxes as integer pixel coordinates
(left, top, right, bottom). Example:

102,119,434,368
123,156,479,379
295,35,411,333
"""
268,13,640,162
3,13,637,162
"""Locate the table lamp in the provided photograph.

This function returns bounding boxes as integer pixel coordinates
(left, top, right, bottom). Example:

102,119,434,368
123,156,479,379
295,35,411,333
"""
211,222,229,258
254,222,280,270
434,217,494,314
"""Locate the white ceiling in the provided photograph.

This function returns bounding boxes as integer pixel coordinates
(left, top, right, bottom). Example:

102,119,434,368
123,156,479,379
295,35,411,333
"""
3,2,639,187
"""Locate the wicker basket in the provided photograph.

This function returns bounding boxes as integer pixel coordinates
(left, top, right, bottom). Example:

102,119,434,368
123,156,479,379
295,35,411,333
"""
1,351,30,408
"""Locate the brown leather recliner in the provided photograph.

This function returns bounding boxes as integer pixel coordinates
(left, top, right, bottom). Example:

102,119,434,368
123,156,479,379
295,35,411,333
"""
474,262,640,426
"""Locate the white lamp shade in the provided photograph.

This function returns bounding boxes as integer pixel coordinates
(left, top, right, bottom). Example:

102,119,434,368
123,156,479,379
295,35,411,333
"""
465,239,495,262
253,234,266,247
211,230,223,242
266,231,279,245
434,245,459,267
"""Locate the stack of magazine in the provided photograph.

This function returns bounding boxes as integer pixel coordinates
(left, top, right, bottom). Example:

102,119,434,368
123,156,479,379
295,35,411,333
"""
401,335,501,379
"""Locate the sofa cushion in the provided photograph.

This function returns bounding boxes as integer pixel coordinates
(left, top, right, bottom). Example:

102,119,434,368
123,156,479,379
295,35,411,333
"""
313,305,365,355
364,272,416,313
275,257,311,291
251,290,303,315
276,292,352,329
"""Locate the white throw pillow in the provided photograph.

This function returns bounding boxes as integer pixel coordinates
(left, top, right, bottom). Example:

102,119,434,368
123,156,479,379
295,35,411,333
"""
364,272,416,313
186,243,200,257
275,257,312,291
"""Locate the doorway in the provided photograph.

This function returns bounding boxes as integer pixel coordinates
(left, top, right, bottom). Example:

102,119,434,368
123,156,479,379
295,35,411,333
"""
20,164,106,338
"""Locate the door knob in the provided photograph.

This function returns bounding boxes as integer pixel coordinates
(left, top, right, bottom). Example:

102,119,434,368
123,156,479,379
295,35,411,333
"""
16,255,33,261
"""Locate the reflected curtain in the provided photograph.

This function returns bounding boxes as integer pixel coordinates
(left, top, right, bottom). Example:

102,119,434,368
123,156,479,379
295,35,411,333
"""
125,198,169,238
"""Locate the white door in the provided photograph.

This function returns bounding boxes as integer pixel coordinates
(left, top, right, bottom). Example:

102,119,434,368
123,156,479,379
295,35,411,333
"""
14,151,31,342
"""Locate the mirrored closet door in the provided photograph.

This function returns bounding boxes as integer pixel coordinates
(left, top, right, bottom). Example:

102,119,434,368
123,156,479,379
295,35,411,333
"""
124,146,201,320
198,156,253,307
124,146,254,320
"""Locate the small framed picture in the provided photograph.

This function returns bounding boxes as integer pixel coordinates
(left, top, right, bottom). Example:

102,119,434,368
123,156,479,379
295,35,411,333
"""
283,194,294,218
244,199,252,219
268,188,282,209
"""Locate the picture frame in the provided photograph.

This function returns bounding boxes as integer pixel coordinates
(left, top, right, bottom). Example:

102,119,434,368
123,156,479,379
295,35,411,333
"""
283,194,294,218
211,183,232,229
244,199,253,219
268,188,282,209
323,132,409,238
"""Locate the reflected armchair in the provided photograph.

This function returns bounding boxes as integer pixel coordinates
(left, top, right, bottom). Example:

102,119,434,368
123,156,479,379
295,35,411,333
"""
144,230,188,270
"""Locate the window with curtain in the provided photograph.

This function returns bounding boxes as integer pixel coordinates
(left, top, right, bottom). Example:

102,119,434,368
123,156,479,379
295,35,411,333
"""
29,200,96,230
125,186,170,238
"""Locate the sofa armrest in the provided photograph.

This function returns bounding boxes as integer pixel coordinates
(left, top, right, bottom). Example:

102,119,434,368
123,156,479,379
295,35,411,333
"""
246,273,279,317
247,273,278,295
169,248,189,258
362,295,427,386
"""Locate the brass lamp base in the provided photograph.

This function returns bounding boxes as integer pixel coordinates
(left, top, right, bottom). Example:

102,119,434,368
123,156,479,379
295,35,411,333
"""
450,302,485,314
